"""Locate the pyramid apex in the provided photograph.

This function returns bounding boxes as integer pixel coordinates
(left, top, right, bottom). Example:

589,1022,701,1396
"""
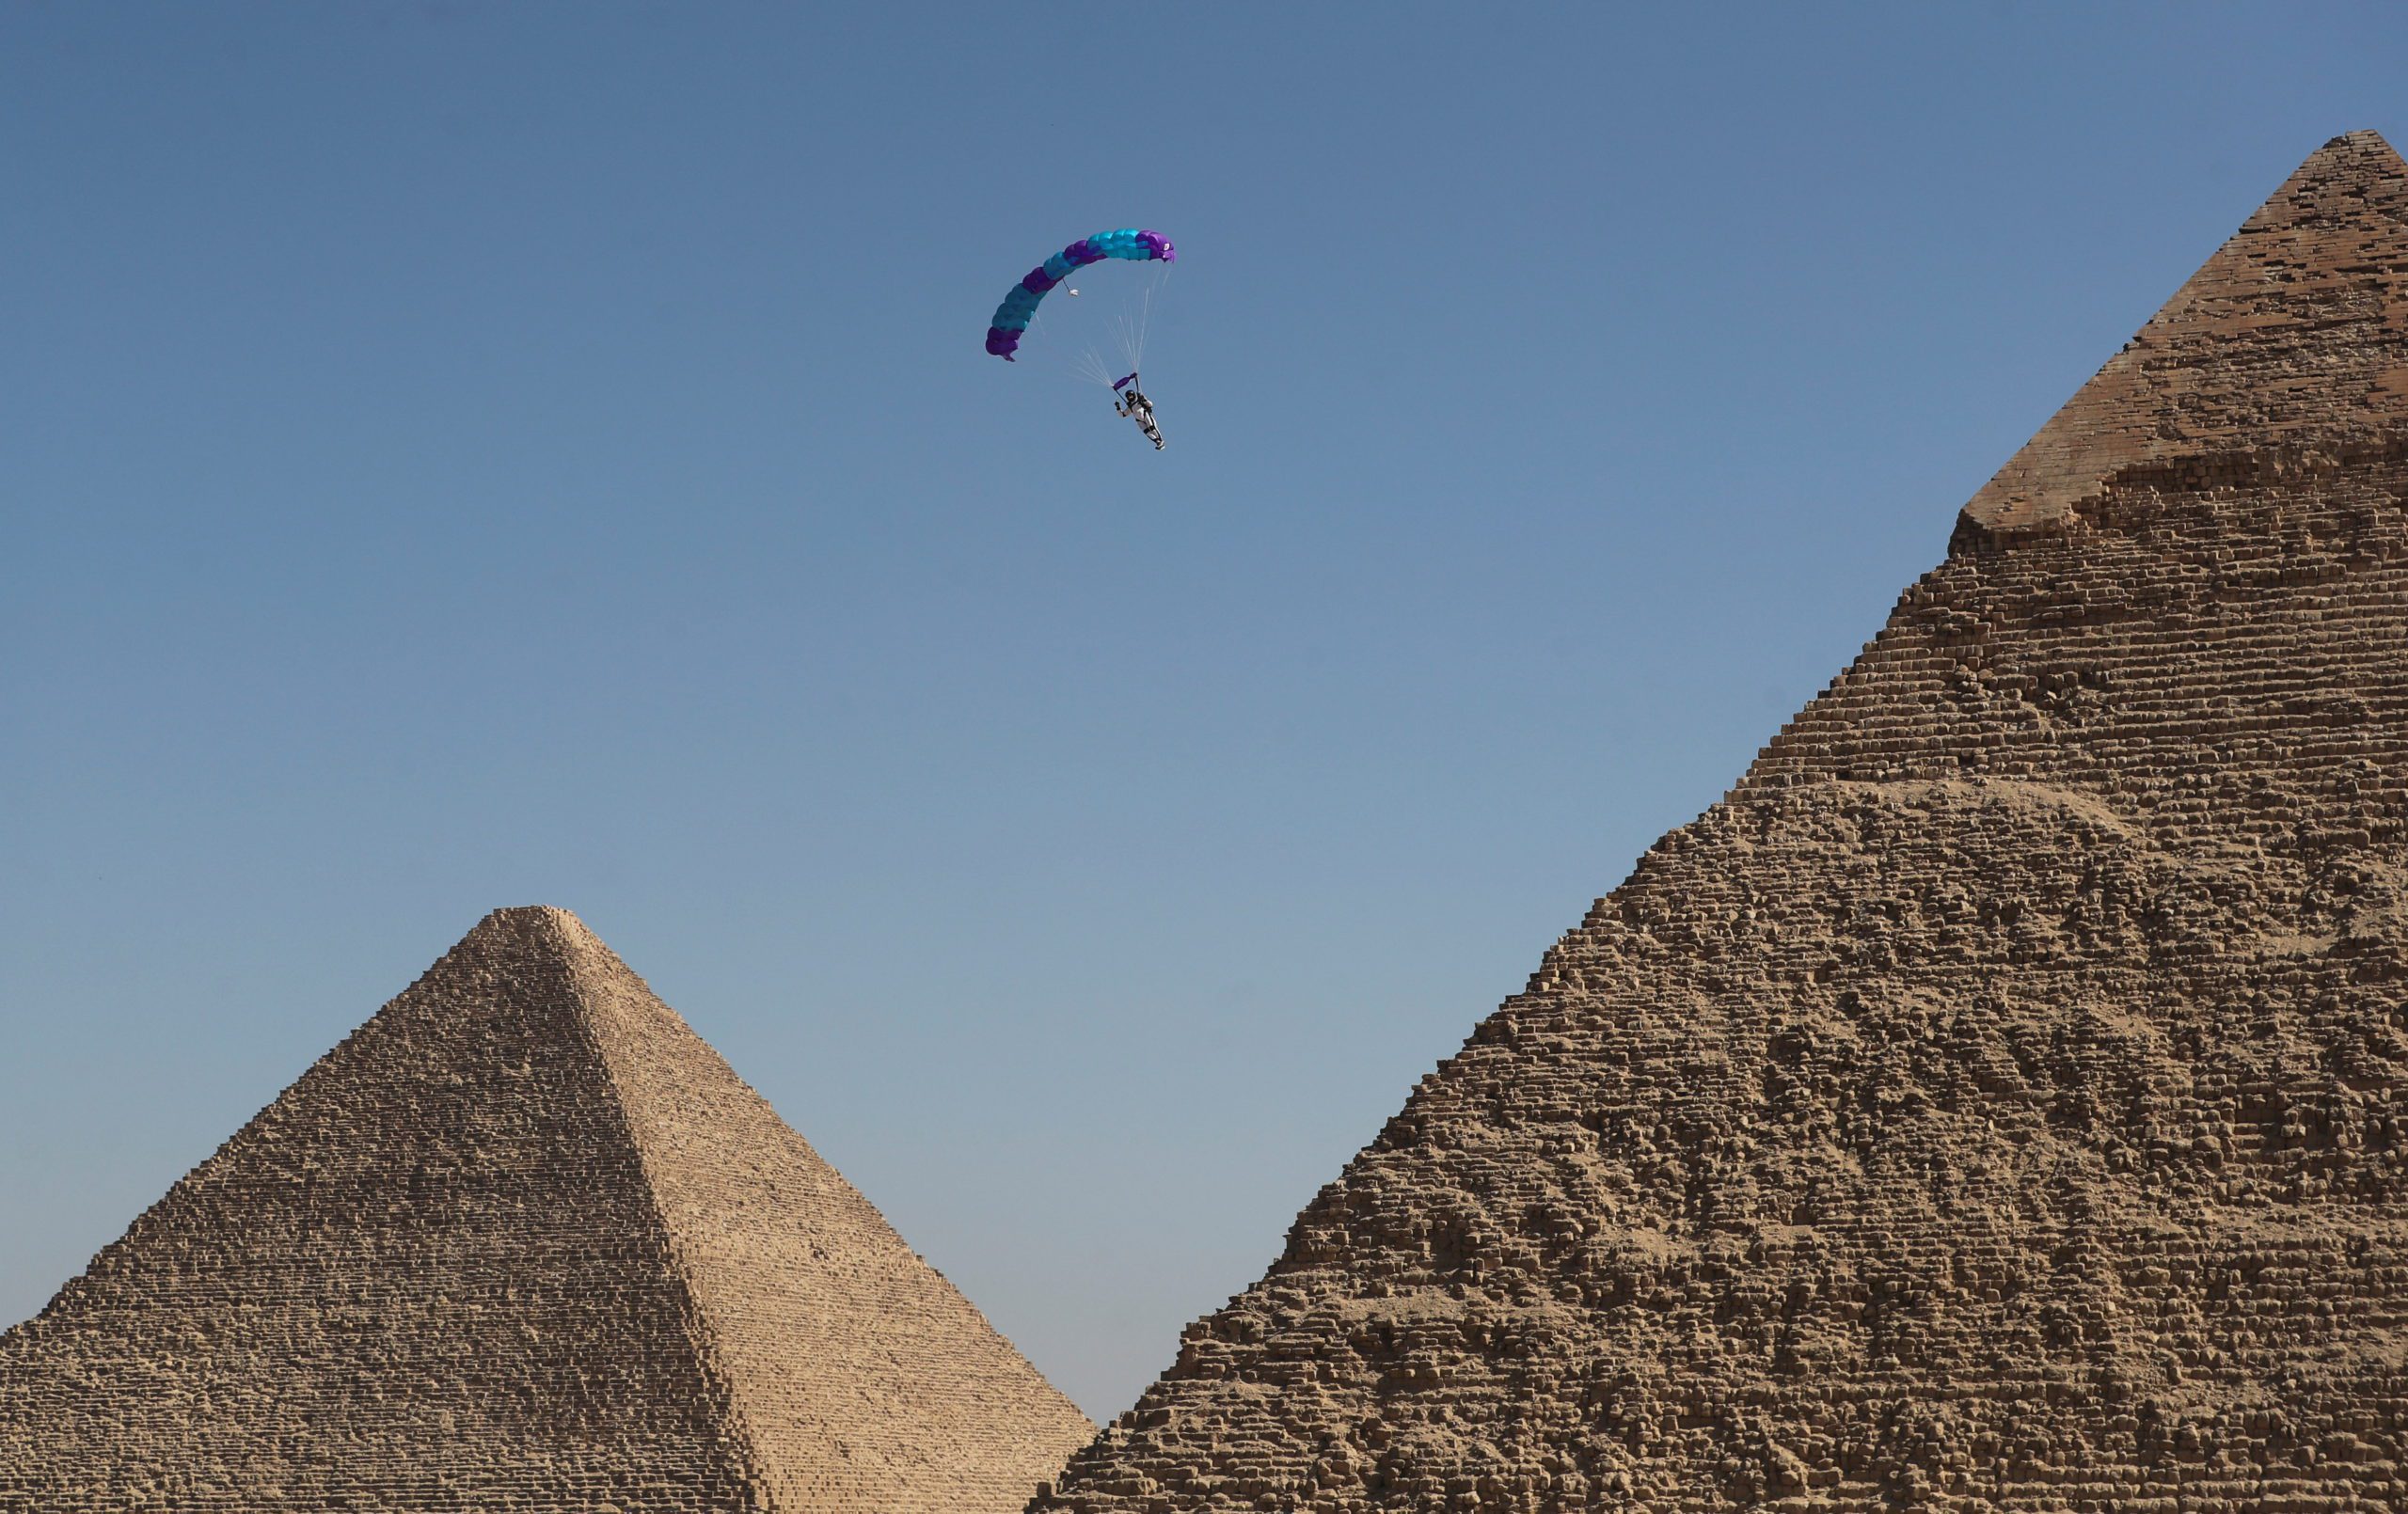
1956,127,2408,545
471,903,590,933
443,905,614,972
2240,129,2406,229
2320,127,2395,154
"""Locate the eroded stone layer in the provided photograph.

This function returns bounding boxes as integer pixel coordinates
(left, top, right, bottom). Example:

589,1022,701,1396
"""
1037,134,2408,1514
0,907,1092,1513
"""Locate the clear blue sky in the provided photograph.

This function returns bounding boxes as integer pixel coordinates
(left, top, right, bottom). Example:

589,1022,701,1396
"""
4,4,2402,1419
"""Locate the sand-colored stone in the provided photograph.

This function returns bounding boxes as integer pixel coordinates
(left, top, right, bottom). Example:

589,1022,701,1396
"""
0,906,1092,1513
1036,133,2408,1513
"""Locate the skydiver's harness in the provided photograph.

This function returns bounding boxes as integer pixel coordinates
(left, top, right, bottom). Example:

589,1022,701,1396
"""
1114,372,1164,449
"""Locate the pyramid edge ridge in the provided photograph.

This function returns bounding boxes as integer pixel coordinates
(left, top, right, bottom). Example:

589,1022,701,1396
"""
526,907,784,1510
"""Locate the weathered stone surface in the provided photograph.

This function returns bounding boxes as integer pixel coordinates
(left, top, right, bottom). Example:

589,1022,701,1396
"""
0,906,1091,1513
1035,132,2408,1513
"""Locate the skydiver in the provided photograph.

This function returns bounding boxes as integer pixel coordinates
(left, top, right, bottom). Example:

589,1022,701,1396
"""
1115,381,1164,450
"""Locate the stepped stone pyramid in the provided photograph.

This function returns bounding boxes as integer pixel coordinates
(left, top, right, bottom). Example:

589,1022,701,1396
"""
1036,131,2408,1513
0,906,1092,1513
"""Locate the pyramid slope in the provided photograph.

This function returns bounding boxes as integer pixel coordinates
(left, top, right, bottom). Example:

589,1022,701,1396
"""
1037,134,2408,1513
0,907,1091,1514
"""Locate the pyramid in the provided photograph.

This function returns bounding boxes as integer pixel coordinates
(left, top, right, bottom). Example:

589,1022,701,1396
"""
0,906,1092,1513
1035,132,2408,1513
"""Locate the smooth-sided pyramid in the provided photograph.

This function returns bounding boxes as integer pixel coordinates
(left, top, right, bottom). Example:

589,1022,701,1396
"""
1037,132,2408,1513
0,907,1092,1513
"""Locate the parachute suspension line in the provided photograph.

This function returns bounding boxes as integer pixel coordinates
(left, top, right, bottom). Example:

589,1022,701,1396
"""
1113,264,1171,375
1111,311,1137,375
1022,301,1118,389
1142,264,1170,368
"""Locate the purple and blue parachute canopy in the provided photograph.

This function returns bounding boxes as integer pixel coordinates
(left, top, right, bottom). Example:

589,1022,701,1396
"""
986,229,1174,361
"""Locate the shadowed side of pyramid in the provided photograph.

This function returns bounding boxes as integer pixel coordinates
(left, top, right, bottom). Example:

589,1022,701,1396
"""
0,907,1092,1514
1036,133,2408,1514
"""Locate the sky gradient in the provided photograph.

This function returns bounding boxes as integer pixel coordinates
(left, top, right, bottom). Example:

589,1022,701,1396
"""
6,3,2406,1419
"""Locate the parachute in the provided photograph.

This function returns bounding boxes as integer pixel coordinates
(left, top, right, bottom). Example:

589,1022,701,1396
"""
985,229,1175,362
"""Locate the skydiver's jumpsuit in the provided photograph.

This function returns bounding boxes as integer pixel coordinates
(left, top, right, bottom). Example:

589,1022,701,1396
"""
1118,389,1164,449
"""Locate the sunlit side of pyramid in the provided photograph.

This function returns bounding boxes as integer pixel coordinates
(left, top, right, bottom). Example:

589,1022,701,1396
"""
1036,133,2408,1513
0,907,1092,1514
